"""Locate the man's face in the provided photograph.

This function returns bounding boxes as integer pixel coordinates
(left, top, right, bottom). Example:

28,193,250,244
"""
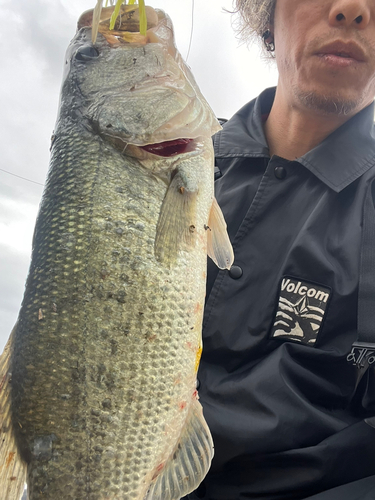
273,0,375,116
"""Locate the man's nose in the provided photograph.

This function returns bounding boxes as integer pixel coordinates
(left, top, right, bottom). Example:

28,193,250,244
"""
328,0,371,28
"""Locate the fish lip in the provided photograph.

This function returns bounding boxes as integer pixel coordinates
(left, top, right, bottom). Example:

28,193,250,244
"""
315,40,366,62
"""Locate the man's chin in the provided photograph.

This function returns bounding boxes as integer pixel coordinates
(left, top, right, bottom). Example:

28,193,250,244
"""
294,87,364,116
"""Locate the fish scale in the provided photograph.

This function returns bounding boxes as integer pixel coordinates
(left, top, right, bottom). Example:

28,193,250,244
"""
0,7,233,500
12,124,208,498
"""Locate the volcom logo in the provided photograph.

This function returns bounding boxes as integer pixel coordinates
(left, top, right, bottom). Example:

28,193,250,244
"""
281,279,330,303
271,277,331,346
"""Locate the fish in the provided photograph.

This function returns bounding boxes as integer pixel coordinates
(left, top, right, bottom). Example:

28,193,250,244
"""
0,4,234,500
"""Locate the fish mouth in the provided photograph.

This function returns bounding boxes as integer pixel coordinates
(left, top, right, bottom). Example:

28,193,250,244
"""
78,4,166,47
139,139,195,157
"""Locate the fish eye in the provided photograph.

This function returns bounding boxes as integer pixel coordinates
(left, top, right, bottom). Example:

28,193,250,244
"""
75,46,100,61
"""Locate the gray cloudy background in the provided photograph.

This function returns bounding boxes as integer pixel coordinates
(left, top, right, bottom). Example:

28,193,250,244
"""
0,0,278,351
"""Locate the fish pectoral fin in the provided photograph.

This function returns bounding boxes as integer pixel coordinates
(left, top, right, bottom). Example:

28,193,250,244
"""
207,197,234,270
155,170,198,267
145,397,214,500
0,324,27,499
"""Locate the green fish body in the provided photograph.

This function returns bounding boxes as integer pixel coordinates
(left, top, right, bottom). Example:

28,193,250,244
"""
0,8,233,500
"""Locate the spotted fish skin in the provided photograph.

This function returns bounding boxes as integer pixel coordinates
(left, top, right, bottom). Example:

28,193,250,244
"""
3,8,231,500
13,127,212,499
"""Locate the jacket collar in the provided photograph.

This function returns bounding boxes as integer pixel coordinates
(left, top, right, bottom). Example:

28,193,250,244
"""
215,87,375,193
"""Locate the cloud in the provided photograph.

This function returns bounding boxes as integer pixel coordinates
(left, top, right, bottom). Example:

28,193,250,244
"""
0,246,31,350
1,0,76,83
0,1,68,206
0,197,38,350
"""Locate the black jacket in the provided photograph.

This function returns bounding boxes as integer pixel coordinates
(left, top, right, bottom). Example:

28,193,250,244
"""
187,88,375,500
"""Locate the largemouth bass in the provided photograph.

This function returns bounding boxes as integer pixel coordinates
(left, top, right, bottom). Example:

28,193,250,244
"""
0,5,233,500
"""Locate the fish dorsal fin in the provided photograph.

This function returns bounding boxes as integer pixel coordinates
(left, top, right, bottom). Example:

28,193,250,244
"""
155,169,198,267
207,197,234,270
0,325,27,499
144,398,213,500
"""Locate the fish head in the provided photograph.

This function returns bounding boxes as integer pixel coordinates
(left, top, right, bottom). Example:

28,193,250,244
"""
59,6,220,161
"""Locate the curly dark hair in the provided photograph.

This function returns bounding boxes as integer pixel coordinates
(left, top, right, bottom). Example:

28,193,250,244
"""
233,0,276,47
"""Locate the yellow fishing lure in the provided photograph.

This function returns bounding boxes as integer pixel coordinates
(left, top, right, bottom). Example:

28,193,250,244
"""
92,0,147,43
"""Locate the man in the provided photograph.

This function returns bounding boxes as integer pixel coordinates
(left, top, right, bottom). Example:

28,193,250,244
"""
186,1,375,499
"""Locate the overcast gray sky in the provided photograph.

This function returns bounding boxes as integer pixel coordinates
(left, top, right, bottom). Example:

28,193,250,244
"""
0,0,278,351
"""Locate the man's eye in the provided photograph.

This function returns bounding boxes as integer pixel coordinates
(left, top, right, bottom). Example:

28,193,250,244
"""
75,46,99,61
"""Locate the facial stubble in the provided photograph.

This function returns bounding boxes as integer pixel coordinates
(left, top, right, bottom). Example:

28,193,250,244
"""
292,85,364,117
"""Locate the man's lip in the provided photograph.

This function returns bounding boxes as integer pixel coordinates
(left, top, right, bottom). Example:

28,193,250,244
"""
316,41,366,62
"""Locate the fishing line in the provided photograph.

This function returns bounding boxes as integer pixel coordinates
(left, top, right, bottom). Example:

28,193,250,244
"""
0,168,44,187
185,0,194,62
